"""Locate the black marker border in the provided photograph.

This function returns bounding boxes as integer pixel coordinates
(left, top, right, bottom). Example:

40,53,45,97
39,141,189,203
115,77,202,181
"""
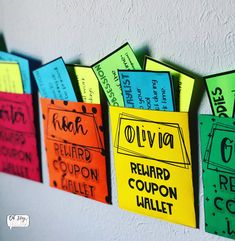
233,96,235,117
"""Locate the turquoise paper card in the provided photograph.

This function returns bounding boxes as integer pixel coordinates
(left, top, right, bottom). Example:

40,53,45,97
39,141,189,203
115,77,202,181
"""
33,57,77,101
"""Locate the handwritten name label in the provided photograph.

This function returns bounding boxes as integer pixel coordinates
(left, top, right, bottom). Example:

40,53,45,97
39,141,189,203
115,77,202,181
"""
41,98,110,203
0,104,25,126
92,43,141,106
200,115,235,239
116,117,189,167
110,106,196,227
47,108,103,148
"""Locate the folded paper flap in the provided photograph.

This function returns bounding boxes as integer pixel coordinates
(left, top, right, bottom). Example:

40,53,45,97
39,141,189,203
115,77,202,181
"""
0,91,41,182
199,114,235,238
110,106,196,227
40,97,110,203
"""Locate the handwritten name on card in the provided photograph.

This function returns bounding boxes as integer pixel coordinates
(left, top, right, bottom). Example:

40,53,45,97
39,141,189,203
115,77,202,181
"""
92,43,141,106
0,92,41,181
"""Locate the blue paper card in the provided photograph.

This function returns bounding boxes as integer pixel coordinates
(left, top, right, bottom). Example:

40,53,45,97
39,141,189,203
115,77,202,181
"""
33,57,77,101
0,51,31,94
119,70,175,111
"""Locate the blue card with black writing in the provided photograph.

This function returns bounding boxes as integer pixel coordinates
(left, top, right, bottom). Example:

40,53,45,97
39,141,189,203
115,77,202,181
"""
33,57,77,101
118,70,175,111
0,51,31,94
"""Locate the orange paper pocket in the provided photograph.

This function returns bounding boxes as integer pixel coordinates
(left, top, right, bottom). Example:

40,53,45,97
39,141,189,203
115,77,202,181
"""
40,98,110,204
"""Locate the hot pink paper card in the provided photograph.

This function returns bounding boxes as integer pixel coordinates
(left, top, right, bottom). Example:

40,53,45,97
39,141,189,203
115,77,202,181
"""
0,92,41,182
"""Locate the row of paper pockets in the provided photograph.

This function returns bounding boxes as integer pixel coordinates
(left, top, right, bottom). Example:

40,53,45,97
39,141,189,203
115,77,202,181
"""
1,91,234,230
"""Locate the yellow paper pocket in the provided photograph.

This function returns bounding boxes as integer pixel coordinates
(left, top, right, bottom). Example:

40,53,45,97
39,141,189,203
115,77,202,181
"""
110,106,196,227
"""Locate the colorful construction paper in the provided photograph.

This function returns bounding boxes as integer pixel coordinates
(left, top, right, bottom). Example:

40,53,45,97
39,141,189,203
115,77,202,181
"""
67,65,100,104
204,71,235,118
0,62,23,94
33,58,77,101
110,106,196,227
41,98,110,204
92,43,141,106
0,51,31,93
199,114,235,239
0,92,41,182
145,57,195,112
118,70,175,111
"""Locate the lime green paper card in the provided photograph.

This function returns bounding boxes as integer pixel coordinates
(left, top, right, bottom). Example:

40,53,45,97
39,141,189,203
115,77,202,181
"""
92,43,141,106
199,114,235,239
0,61,23,93
145,57,195,112
67,65,100,104
204,71,235,118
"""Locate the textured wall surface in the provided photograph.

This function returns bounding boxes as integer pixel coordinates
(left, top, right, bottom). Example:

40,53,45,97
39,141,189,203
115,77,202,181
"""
0,0,234,240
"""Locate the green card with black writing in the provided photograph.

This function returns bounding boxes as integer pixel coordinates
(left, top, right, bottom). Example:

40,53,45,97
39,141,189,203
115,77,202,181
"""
199,114,235,239
92,43,141,106
205,71,235,118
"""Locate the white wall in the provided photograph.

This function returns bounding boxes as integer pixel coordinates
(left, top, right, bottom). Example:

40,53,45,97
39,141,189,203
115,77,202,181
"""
0,0,234,240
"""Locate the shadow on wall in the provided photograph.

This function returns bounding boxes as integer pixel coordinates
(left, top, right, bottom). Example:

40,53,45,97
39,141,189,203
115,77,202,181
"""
0,33,7,51
134,45,152,68
66,62,83,102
